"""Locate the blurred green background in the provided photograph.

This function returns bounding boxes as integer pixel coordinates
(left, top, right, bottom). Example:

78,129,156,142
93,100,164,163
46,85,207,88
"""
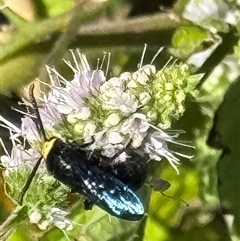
0,0,239,240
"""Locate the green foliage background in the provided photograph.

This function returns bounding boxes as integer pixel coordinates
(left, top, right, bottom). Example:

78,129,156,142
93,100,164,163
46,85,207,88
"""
0,0,239,240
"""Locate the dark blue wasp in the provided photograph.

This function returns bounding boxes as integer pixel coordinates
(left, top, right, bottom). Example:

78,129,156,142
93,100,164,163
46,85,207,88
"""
19,84,147,221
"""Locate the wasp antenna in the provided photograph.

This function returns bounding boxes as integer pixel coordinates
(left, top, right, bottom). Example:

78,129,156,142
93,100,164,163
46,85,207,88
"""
19,156,43,205
29,83,47,141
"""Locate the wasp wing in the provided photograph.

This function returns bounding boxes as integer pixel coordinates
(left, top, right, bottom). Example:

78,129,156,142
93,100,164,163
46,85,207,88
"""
78,163,144,220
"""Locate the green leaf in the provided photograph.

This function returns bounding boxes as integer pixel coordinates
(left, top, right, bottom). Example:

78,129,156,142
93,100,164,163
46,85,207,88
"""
170,26,210,59
42,0,74,17
208,78,240,237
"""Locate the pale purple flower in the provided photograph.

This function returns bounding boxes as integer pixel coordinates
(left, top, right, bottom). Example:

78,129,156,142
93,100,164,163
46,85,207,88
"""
21,116,41,142
99,77,139,114
0,130,39,175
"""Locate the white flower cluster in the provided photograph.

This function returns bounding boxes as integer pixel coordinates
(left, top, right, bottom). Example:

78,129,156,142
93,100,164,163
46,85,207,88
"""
29,208,73,231
1,49,195,176
45,53,194,170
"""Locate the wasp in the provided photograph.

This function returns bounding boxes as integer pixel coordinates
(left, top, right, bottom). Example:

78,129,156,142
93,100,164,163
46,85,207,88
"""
19,84,147,221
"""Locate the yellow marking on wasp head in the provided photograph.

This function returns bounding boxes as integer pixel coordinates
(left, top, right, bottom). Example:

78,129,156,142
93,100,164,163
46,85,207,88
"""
41,137,57,159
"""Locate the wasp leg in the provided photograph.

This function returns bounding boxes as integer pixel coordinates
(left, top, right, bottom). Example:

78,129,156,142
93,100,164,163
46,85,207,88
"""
70,187,94,210
19,156,43,205
76,137,95,149
83,199,94,210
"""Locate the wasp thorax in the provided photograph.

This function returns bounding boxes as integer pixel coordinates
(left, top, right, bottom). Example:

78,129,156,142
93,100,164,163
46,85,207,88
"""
41,137,58,159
